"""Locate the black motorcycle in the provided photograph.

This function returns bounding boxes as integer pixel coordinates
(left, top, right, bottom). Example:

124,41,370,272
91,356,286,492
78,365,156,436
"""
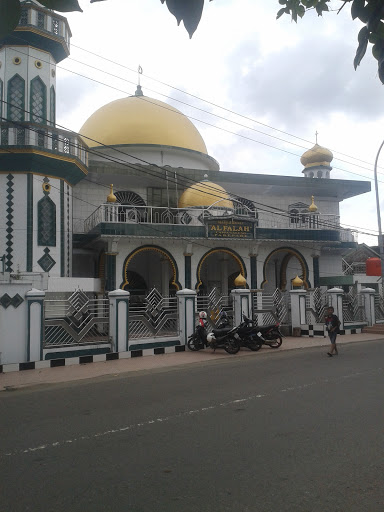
256,322,283,348
187,312,240,354
236,316,264,351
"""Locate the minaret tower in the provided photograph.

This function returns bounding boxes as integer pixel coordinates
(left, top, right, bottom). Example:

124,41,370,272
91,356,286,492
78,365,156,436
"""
0,1,88,277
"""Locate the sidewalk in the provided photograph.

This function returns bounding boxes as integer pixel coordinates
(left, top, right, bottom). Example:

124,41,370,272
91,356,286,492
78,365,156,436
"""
1,333,383,391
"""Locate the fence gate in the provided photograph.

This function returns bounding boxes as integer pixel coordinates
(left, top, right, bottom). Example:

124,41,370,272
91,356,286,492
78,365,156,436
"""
197,287,232,328
44,290,109,347
251,289,290,326
129,288,178,339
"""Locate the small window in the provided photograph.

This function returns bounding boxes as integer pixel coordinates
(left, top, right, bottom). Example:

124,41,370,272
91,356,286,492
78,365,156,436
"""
8,74,25,121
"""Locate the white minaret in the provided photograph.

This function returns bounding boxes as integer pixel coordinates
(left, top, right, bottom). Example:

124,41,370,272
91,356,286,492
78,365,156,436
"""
0,1,88,276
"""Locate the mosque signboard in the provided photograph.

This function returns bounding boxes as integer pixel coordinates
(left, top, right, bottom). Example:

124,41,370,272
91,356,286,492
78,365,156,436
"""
206,218,254,239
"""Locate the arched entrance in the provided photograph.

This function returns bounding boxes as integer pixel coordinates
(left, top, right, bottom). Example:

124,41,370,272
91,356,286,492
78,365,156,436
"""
260,247,310,292
121,245,181,296
196,248,246,294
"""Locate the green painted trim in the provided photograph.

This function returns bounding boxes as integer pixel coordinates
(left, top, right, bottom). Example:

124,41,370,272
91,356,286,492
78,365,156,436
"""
7,74,25,121
26,174,33,271
0,153,87,185
45,347,110,360
313,256,320,288
37,195,56,246
116,297,129,352
129,339,180,351
98,222,206,238
30,76,47,124
27,299,44,362
184,296,195,345
2,31,69,63
256,228,339,242
105,253,116,291
250,255,257,289
184,255,191,289
60,180,65,276
319,275,354,286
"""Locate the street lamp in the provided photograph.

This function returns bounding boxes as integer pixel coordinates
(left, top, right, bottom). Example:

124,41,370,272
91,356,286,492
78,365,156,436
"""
374,140,384,291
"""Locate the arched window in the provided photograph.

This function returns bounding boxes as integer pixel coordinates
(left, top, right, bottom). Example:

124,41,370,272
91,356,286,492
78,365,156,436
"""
309,171,314,178
317,171,323,178
7,74,25,121
30,77,46,124
50,86,56,126
290,209,299,224
38,196,56,246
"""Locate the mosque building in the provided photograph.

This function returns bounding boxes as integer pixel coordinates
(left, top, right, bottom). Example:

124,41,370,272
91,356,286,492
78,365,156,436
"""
0,1,371,299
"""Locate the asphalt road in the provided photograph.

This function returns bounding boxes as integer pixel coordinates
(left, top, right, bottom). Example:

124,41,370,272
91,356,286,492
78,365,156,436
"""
1,340,383,512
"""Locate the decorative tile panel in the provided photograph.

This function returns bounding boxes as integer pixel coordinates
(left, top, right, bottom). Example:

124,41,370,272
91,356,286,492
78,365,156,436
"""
0,293,24,308
38,248,56,272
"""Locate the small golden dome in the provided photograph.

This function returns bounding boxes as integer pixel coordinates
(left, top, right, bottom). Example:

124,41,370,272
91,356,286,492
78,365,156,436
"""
300,144,333,168
292,275,303,287
308,195,318,212
178,180,233,209
234,273,247,288
80,95,207,154
107,184,116,203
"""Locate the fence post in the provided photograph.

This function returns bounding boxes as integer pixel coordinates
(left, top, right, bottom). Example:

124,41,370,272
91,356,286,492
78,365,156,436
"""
327,287,344,330
109,289,130,353
177,289,197,345
231,288,252,326
26,288,45,362
360,287,376,326
290,289,306,333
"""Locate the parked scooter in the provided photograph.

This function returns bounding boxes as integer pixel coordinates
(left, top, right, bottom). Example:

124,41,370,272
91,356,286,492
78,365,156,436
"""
236,315,264,351
242,315,283,348
187,311,240,354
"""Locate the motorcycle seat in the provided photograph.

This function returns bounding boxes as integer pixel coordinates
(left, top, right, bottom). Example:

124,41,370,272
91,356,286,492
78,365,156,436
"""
212,327,232,336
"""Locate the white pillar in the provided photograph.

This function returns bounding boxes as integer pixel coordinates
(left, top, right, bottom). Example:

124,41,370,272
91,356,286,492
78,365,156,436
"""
361,287,376,326
290,289,307,329
26,289,45,362
221,258,228,296
177,289,197,345
109,289,130,353
231,288,252,326
327,287,344,329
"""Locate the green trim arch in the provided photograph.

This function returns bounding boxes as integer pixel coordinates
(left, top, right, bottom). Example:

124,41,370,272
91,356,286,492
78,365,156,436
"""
195,247,247,291
120,245,181,291
260,247,311,290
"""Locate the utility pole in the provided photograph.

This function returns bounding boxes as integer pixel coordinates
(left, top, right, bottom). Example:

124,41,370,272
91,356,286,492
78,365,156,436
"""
374,140,384,296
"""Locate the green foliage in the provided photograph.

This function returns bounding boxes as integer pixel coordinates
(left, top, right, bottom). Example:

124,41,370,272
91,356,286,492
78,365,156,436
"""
277,1,384,83
160,0,212,38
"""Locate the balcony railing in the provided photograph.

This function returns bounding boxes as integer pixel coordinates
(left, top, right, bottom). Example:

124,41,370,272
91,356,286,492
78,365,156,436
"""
83,204,355,242
0,122,88,167
18,2,70,49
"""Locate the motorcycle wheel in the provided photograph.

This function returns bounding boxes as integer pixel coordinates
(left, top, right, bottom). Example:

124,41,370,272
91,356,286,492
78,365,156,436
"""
224,338,240,354
187,334,201,351
248,338,262,351
268,336,282,349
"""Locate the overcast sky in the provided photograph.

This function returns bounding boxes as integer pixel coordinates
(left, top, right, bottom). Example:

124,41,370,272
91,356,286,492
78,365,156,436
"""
57,0,384,246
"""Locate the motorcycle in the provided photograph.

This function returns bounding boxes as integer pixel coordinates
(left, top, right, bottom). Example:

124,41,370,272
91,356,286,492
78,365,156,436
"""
187,311,240,354
236,315,264,351
242,315,283,349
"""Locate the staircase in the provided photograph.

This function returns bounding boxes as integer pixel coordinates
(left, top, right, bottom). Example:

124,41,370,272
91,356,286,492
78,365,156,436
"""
362,324,384,334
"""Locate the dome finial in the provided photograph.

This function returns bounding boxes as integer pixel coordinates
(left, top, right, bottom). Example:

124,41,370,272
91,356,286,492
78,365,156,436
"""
234,273,247,288
107,184,117,203
308,195,318,212
135,65,144,96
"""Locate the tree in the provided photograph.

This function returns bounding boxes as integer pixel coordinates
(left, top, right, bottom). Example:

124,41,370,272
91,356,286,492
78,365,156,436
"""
1,0,384,84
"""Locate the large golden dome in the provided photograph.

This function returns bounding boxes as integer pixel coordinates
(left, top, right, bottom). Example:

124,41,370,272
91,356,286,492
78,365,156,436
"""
300,143,333,168
80,94,207,154
178,180,233,209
